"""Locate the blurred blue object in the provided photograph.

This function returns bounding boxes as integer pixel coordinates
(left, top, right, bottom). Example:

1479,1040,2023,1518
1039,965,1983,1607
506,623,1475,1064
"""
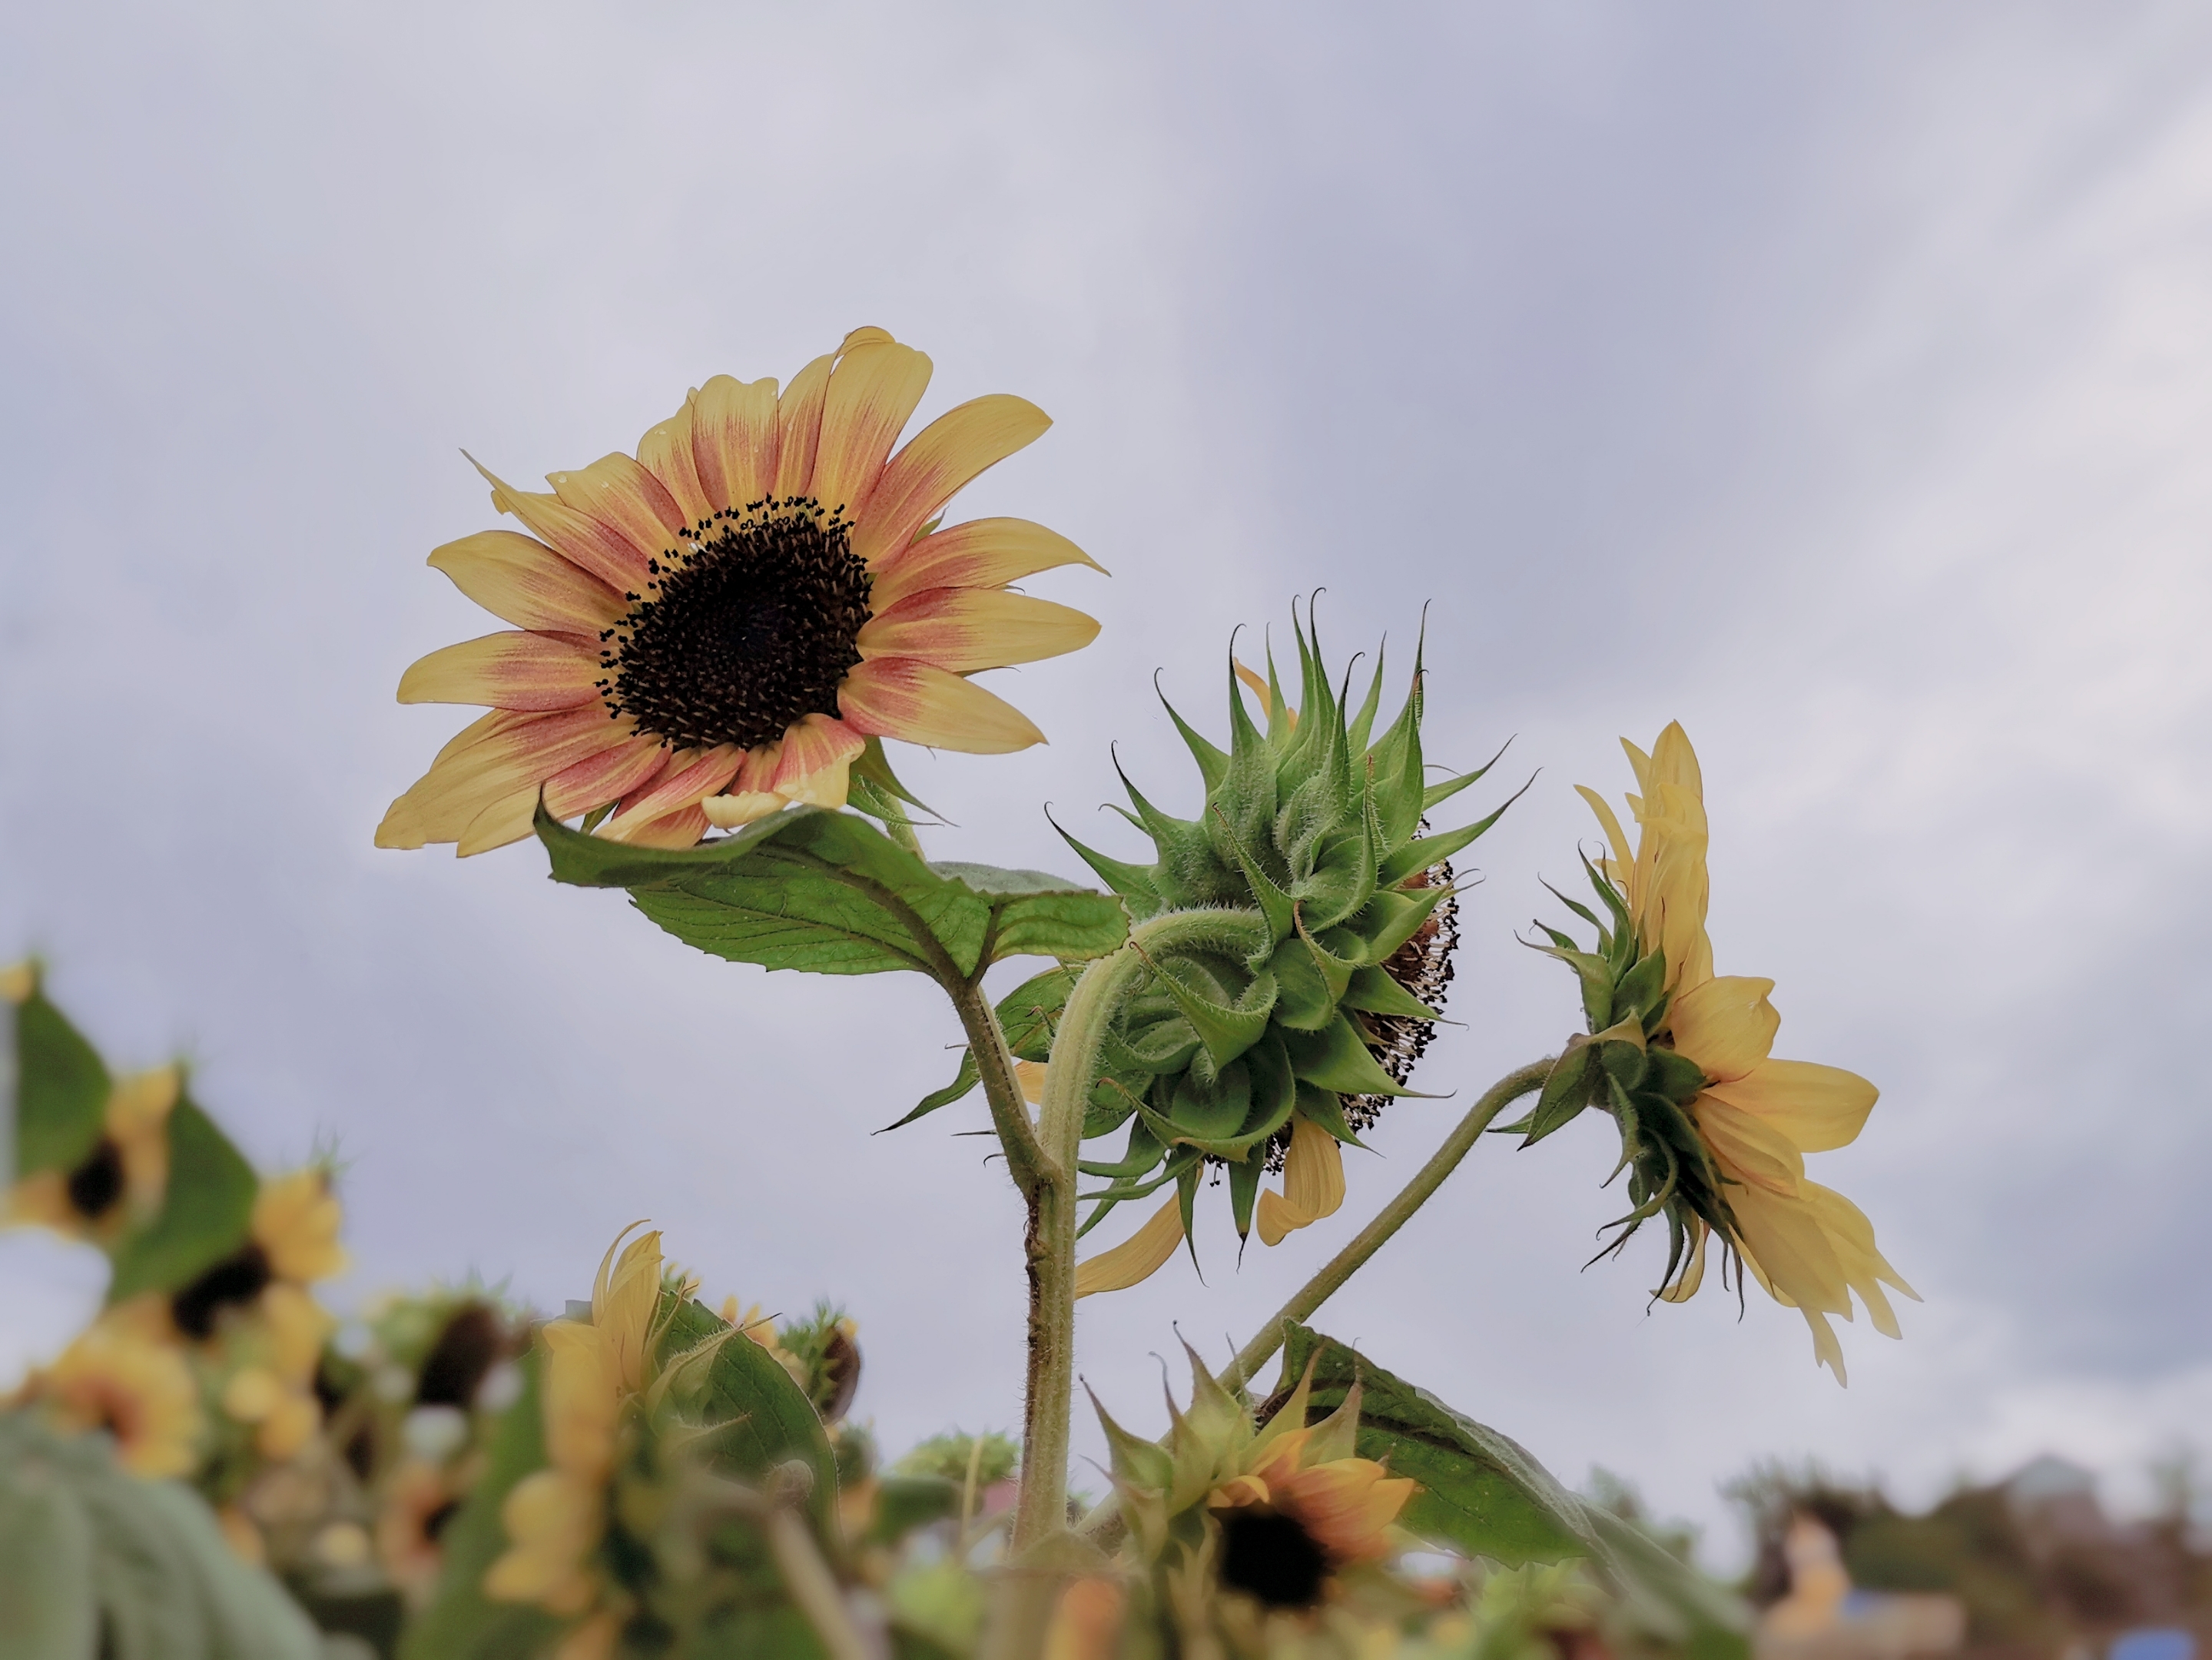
2111,1630,2194,1660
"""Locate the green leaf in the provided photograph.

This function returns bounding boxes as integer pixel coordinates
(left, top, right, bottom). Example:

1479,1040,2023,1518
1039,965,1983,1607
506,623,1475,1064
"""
107,1094,257,1302
1269,1326,1749,1660
658,1299,841,1539
13,986,110,1177
1282,1012,1414,1099
537,804,1126,981
0,1420,96,1658
879,1051,980,1133
0,1412,320,1660
400,1353,563,1660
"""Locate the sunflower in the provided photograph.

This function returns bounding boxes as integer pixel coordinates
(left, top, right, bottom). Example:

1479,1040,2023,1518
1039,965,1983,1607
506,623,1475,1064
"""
164,1169,344,1457
39,1312,204,1478
5,1064,178,1242
1577,725,1915,1380
486,1226,662,1619
377,327,1103,855
1099,1346,1414,1630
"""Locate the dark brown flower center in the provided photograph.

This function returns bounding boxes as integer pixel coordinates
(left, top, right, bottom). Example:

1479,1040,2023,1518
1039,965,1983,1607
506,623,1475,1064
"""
65,1137,126,1220
597,498,873,752
1345,855,1458,1137
171,1243,273,1339
1218,1505,1331,1609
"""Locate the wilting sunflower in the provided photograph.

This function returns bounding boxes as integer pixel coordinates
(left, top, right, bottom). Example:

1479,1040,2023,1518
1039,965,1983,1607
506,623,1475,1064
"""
486,1226,663,1620
5,1064,177,1241
377,327,1103,855
1099,1345,1413,1630
1563,724,1915,1381
39,1312,204,1478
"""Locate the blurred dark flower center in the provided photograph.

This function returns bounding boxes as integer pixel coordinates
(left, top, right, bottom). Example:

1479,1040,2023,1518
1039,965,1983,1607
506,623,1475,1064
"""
1218,1506,1331,1609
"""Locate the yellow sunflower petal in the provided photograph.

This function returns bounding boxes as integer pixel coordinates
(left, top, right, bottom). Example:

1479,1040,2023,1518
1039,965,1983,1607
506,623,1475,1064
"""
1282,1119,1345,1223
468,456,652,593
766,713,863,806
1255,1189,1309,1248
838,658,1045,754
851,393,1051,565
1657,1218,1708,1302
601,745,742,842
636,394,714,527
542,735,669,822
398,632,602,712
607,803,710,848
1574,784,1634,874
810,336,932,521
868,516,1105,613
1729,1183,1852,1320
1705,1060,1877,1154
772,350,836,499
1073,1197,1185,1297
377,707,641,848
539,1321,622,1480
701,790,790,829
1694,1097,1805,1196
689,375,781,515
1666,975,1778,1083
857,588,1099,673
253,1171,347,1283
592,1226,662,1394
548,453,687,566
429,531,628,635
457,789,543,857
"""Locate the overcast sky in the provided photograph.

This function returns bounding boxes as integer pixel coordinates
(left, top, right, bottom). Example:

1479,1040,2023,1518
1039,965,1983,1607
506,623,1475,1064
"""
5,2,2210,1565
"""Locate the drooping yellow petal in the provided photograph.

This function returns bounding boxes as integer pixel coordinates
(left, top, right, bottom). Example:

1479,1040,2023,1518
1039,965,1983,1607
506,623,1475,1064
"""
1015,1060,1048,1104
1705,1060,1877,1154
1665,975,1778,1083
1657,1218,1708,1303
688,375,781,515
857,588,1100,673
1693,1097,1805,1197
838,657,1046,753
1282,1119,1345,1223
428,531,628,636
398,632,602,712
868,516,1105,613
1255,1190,1306,1248
851,393,1051,565
1073,1197,1185,1298
1728,1183,1852,1321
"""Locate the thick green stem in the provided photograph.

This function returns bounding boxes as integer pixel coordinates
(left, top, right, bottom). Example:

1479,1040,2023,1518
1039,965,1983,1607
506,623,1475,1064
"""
1012,908,1266,1549
1222,1057,1553,1393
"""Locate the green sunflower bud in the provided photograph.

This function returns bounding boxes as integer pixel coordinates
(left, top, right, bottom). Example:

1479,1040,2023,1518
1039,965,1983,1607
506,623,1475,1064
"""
1058,612,1521,1267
